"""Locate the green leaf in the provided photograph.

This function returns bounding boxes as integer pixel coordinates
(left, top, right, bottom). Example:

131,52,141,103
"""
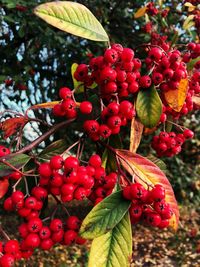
0,154,31,177
79,191,131,239
187,56,200,71
34,1,109,42
136,86,162,128
88,212,132,267
40,139,68,160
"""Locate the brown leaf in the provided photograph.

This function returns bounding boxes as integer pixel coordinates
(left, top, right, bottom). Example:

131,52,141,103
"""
129,118,143,153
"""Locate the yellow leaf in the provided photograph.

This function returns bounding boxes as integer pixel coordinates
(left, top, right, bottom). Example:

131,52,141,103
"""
163,78,188,112
116,149,179,231
134,7,147,19
129,118,143,153
184,2,196,12
183,15,195,30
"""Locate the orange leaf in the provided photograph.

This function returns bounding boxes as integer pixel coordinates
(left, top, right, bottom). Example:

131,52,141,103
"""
163,79,188,112
116,149,179,231
134,7,147,19
26,101,60,114
129,118,143,153
0,179,9,198
1,117,28,139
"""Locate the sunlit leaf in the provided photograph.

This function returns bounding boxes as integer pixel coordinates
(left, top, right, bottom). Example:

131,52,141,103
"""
79,190,131,239
163,78,188,112
129,117,143,153
88,212,132,267
136,86,162,128
184,2,196,12
183,15,195,30
34,1,109,42
116,149,179,231
134,7,147,19
0,179,9,199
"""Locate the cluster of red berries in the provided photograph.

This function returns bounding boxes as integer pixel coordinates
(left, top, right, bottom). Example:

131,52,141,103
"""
83,100,135,140
0,215,84,266
151,129,194,157
74,44,143,99
146,48,187,91
18,216,85,252
53,87,94,119
146,2,159,16
123,183,173,228
3,186,47,219
38,154,116,204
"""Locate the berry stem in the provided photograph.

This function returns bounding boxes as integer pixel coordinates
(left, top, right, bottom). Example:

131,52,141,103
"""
8,119,75,156
51,194,70,217
0,225,10,241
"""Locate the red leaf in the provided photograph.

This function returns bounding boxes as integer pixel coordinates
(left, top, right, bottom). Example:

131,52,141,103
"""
1,117,28,139
116,149,179,231
0,179,9,198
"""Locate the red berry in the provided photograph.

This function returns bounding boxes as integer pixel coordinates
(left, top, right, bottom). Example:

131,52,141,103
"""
89,154,102,168
121,48,134,62
80,101,93,114
25,233,40,248
24,196,37,209
38,162,52,177
66,216,80,230
99,124,112,139
83,120,100,134
148,47,163,61
0,145,10,157
27,218,43,233
64,230,77,245
59,87,72,99
74,187,87,200
129,204,143,219
0,254,15,267
50,219,63,232
130,183,147,200
4,240,20,254
40,238,53,250
145,212,162,227
64,156,79,172
150,185,165,202
183,129,194,139
11,191,24,204
50,155,63,169
104,48,118,64
122,186,132,200
139,75,152,88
